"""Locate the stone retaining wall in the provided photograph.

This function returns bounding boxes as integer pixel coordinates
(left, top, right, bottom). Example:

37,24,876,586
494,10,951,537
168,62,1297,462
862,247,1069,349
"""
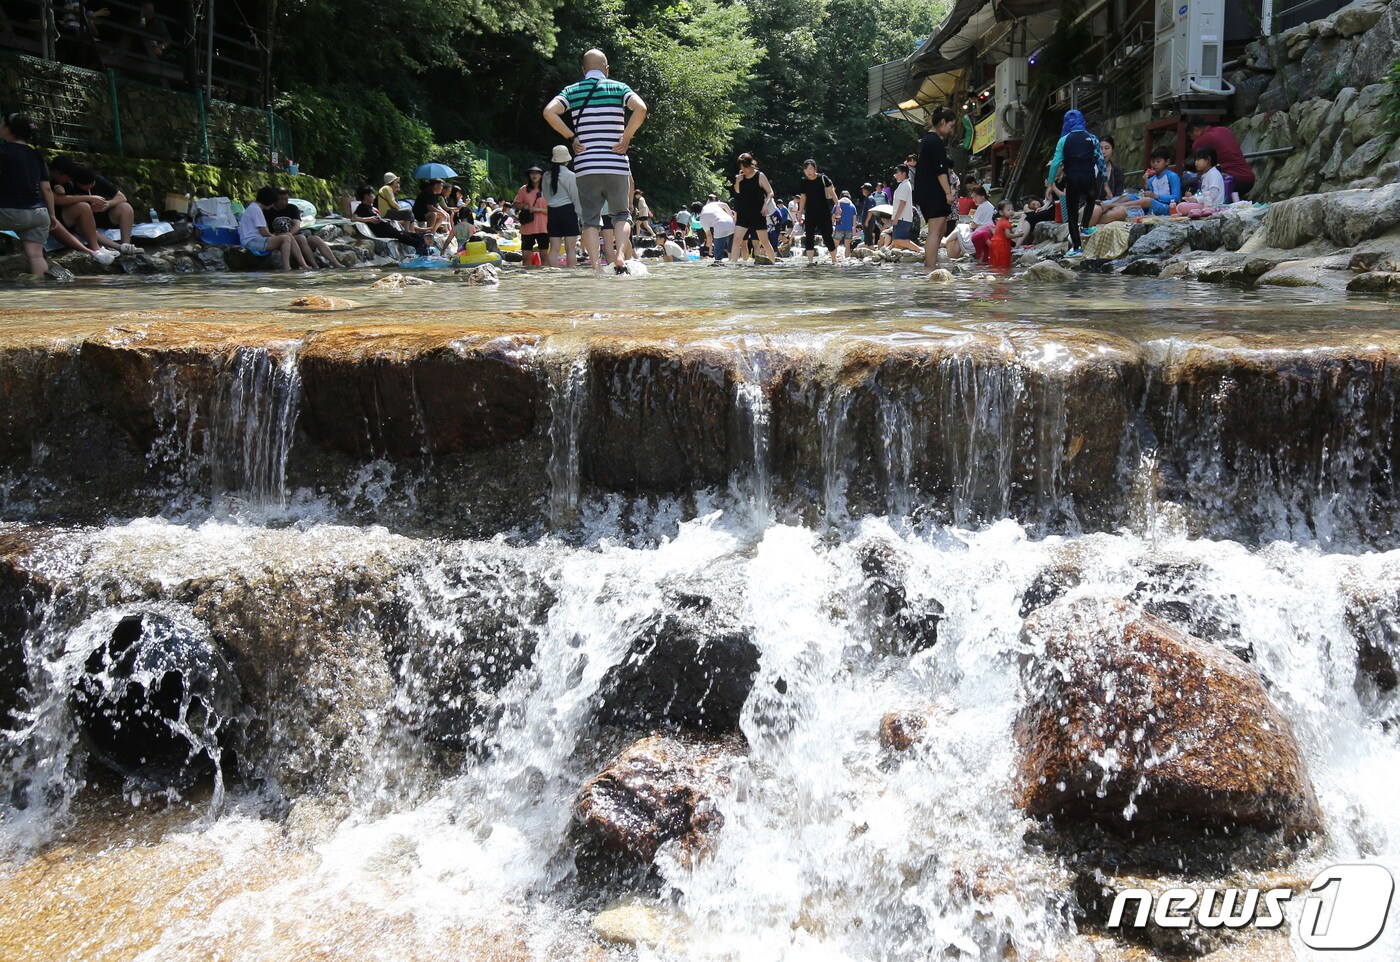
1226,0,1400,199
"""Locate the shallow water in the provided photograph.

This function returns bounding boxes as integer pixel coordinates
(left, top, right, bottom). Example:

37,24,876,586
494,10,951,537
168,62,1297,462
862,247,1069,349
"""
4,261,1398,341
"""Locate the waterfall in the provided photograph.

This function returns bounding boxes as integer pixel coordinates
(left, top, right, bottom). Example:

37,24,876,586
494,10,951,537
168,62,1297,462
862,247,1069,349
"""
546,356,588,529
732,341,774,521
208,345,303,510
145,344,303,512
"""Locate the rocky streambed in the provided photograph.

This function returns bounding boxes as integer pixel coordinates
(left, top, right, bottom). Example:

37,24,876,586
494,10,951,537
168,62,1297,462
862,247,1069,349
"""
2,288,1399,960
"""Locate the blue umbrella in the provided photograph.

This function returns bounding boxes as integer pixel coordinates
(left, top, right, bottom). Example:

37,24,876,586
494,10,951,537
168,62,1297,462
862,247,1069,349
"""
413,163,459,179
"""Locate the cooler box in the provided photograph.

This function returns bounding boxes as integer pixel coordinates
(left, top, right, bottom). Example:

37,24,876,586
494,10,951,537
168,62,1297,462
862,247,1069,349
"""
199,225,240,245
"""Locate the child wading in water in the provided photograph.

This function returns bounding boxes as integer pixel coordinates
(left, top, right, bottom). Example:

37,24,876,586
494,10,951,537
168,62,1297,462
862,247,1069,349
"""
988,201,1016,270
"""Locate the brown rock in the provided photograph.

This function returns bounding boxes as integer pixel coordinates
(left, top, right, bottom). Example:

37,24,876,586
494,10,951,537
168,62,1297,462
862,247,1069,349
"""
1015,596,1322,835
578,338,741,490
878,710,928,751
575,734,742,863
1348,270,1400,293
287,295,361,312
297,326,544,458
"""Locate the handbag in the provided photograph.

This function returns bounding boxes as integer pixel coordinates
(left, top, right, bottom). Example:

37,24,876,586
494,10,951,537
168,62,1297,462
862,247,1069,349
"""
518,189,538,225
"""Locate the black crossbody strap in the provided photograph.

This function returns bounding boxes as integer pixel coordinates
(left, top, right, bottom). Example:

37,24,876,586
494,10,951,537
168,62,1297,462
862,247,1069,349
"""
570,79,605,140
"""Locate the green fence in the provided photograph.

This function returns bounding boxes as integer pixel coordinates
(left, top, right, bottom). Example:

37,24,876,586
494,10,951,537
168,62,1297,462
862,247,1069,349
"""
0,50,294,169
477,147,515,189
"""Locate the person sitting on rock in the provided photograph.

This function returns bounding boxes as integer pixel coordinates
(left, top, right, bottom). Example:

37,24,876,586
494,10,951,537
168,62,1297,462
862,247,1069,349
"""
1020,193,1057,247
47,155,138,254
268,187,344,268
1185,115,1254,200
944,185,993,259
1090,146,1182,226
239,185,308,270
1177,147,1226,216
349,185,428,254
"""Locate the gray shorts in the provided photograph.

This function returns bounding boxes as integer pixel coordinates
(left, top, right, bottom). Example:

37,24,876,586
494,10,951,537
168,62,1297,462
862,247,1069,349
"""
0,207,50,244
576,173,632,230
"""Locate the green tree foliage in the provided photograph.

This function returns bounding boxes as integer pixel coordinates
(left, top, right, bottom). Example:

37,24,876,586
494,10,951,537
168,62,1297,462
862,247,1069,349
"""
732,0,952,198
271,0,947,204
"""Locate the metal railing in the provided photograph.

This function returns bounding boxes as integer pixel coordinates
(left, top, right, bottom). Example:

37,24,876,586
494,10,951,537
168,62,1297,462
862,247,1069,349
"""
1,0,266,102
1,49,292,167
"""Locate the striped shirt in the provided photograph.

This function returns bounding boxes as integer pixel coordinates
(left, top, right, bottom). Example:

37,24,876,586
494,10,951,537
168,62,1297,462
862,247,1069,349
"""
552,76,638,176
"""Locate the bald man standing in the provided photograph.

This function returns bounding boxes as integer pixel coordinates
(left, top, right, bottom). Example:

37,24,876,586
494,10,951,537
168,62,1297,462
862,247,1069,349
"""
544,49,648,273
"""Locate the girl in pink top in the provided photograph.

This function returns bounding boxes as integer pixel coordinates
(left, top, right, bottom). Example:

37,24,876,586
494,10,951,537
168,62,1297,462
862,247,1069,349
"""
514,167,550,268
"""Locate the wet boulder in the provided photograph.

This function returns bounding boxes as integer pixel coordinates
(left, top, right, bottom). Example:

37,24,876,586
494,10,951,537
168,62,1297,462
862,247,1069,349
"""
1024,262,1076,283
1343,582,1400,693
575,734,742,863
879,708,931,752
597,563,758,733
0,531,53,729
1019,564,1083,618
384,542,557,751
1126,562,1250,662
1015,596,1322,836
70,608,242,786
854,535,942,655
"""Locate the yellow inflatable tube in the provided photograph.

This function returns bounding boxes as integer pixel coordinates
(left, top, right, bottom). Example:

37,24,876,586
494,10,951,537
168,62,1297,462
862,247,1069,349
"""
455,240,503,267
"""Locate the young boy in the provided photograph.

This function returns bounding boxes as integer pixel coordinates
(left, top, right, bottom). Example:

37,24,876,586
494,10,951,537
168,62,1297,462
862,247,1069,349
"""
1091,146,1182,225
239,185,307,270
832,190,858,258
1178,146,1225,215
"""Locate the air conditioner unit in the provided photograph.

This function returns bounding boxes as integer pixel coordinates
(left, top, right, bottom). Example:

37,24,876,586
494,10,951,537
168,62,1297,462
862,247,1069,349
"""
994,57,1029,141
1152,0,1225,103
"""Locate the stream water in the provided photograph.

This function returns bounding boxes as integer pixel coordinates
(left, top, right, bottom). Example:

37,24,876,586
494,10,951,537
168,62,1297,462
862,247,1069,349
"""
1,266,1398,961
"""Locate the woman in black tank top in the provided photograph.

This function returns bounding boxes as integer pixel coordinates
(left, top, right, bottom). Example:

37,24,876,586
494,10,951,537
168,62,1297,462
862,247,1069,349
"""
731,152,776,264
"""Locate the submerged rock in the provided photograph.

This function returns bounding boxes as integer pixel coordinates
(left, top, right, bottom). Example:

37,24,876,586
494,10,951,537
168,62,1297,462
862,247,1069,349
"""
1024,261,1076,283
371,272,433,290
0,531,53,729
1015,596,1321,836
878,709,930,751
71,609,242,786
927,268,955,283
1018,564,1083,617
575,734,742,863
287,295,361,312
592,902,688,950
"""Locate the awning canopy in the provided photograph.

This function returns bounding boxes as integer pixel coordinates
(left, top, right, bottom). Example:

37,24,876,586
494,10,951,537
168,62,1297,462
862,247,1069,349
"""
869,0,1059,118
909,0,1059,74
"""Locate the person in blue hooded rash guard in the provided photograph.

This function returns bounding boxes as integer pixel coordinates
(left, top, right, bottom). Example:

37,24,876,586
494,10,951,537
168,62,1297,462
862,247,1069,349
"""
1045,110,1104,257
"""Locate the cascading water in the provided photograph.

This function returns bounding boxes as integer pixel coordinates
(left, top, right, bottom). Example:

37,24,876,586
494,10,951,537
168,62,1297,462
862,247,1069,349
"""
145,344,304,513
547,355,589,529
207,344,303,509
4,286,1400,960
